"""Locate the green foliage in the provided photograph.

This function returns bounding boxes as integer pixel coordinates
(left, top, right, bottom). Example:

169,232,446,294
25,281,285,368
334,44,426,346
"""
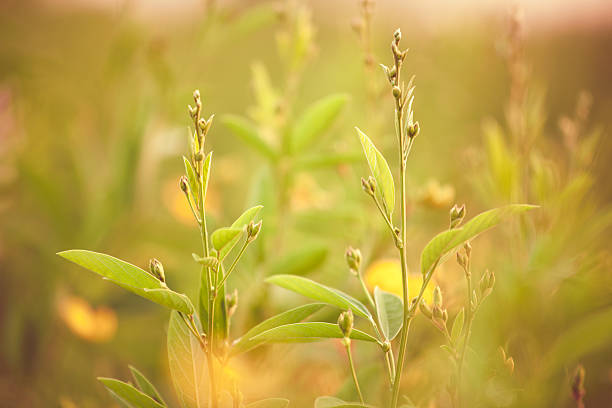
373,287,403,341
267,244,328,276
290,94,349,152
98,377,166,408
245,398,290,408
129,365,167,406
250,322,378,344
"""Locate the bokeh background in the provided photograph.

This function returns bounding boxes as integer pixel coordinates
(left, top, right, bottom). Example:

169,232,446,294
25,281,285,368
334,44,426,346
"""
1,0,611,407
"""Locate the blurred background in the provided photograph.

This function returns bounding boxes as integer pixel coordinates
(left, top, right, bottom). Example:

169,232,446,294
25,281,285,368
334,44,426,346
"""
1,0,611,406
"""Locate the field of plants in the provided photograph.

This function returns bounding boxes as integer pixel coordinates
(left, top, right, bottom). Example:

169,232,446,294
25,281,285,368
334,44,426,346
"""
1,1,611,407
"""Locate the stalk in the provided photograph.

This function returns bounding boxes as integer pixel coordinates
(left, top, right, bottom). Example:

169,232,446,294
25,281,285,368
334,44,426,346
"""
344,340,365,404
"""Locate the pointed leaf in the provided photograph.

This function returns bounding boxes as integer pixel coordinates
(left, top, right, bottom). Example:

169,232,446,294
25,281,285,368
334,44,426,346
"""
268,244,328,276
266,275,371,319
57,250,193,314
291,94,349,152
420,204,538,275
231,205,264,229
129,366,166,406
222,115,277,160
374,287,403,341
183,157,200,206
211,227,242,259
251,322,378,344
356,127,395,217
98,378,165,408
246,398,290,408
201,152,212,203
231,303,326,356
167,311,207,408
450,308,465,345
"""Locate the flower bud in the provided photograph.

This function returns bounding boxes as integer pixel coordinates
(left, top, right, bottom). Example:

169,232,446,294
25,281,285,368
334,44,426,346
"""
432,304,443,320
393,28,402,43
193,89,201,102
247,220,263,242
179,176,189,194
149,258,165,283
433,286,443,307
419,299,433,319
361,176,376,197
456,251,468,269
338,310,354,338
407,122,420,138
381,340,391,353
479,270,495,299
345,247,362,275
449,204,466,229
392,86,401,98
198,118,207,130
441,308,448,323
226,289,238,317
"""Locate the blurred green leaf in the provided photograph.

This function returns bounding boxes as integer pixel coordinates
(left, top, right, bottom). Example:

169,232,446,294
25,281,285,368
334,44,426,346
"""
420,204,538,276
98,377,165,408
291,94,349,152
268,244,328,276
167,311,207,408
450,307,464,345
202,152,212,202
57,250,194,314
374,287,403,341
294,152,362,170
266,274,371,319
183,156,200,207
315,396,372,407
356,127,395,218
251,322,377,344
245,398,290,408
231,303,326,356
231,205,264,229
222,115,277,160
129,366,166,406
211,227,242,259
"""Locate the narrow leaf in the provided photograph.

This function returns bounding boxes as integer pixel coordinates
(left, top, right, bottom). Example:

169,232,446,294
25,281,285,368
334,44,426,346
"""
246,398,290,408
211,227,242,259
98,378,165,408
450,308,465,345
201,152,212,203
57,250,193,314
315,396,373,408
420,204,538,275
291,94,349,152
183,156,200,207
251,322,377,344
167,311,207,408
374,287,403,341
231,205,264,229
266,275,371,319
129,366,166,406
356,127,395,217
268,244,328,276
231,303,326,356
222,115,277,160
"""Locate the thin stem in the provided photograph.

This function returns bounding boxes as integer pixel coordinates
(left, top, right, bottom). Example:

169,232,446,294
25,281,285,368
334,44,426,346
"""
179,312,206,349
344,340,365,404
357,272,376,310
456,261,475,408
216,239,250,291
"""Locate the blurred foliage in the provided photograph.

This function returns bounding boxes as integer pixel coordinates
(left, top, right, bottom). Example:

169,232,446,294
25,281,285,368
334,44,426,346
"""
0,0,610,407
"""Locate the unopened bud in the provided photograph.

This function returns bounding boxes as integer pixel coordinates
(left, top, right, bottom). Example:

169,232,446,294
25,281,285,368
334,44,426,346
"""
392,86,401,98
407,122,419,138
345,247,362,275
188,105,197,118
193,89,201,102
149,258,165,283
198,118,207,130
361,176,376,197
479,270,494,299
433,286,443,307
247,220,263,241
419,299,433,319
464,241,472,258
432,304,443,320
456,252,468,269
393,28,402,43
381,340,391,353
441,308,448,323
179,176,189,194
338,310,354,338
226,289,238,317
449,204,466,229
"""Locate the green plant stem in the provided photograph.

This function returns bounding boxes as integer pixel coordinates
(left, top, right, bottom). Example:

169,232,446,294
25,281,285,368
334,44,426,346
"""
217,239,250,291
344,340,365,404
456,264,475,408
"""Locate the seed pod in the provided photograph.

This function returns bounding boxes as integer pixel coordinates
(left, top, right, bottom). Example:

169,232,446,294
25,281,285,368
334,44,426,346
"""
338,310,354,338
345,246,362,275
449,204,466,229
149,258,165,283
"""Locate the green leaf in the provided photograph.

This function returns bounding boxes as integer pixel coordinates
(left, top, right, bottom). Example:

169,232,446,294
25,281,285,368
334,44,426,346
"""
98,378,165,408
420,204,538,275
291,94,349,152
356,127,395,217
201,152,212,203
450,308,465,345
268,244,328,276
231,205,264,229
167,311,207,408
129,366,166,406
315,396,373,408
251,322,377,344
266,274,371,319
211,227,243,259
222,114,277,160
57,250,194,314
231,303,326,356
183,157,199,205
374,287,403,341
246,398,290,408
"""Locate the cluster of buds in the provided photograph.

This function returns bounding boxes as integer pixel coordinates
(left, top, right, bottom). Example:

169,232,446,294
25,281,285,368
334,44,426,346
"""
246,220,263,242
478,269,495,300
498,347,515,375
360,176,376,197
148,258,166,285
338,309,354,345
420,286,448,333
345,247,362,276
449,204,466,229
188,90,215,154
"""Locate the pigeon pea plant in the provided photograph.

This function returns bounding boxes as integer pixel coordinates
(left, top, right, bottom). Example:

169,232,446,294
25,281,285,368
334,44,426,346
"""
263,30,535,408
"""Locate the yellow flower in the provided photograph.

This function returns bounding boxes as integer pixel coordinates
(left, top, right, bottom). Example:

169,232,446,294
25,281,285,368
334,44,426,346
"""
57,295,117,342
420,179,455,209
364,259,435,304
